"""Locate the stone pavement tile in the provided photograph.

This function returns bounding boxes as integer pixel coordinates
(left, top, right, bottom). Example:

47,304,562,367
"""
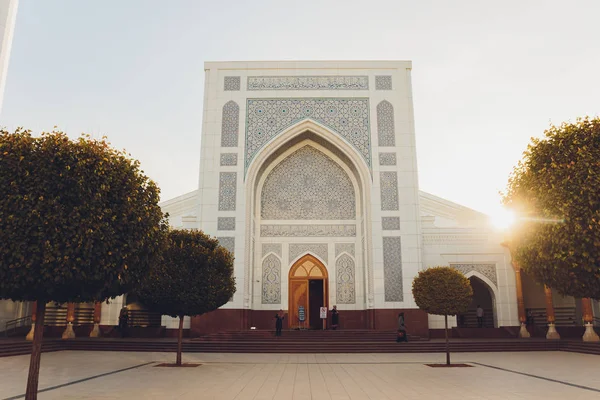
272,363,297,399
230,363,274,400
253,363,286,400
328,364,369,400
318,364,349,400
307,363,330,400
2,351,600,400
292,363,311,400
342,364,388,400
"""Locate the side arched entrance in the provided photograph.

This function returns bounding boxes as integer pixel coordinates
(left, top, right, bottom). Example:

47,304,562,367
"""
288,254,328,330
458,276,496,328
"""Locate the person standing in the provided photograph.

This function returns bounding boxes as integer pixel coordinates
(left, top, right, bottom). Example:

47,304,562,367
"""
526,309,534,326
476,305,484,328
331,305,339,330
397,312,408,342
275,310,285,337
118,307,129,338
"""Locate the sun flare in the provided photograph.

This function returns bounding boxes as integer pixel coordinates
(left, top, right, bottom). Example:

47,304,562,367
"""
490,208,516,230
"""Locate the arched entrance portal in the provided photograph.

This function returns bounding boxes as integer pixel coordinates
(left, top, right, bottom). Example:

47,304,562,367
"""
288,254,328,330
458,276,495,328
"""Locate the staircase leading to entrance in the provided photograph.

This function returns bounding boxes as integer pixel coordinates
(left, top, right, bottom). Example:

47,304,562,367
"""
4,333,600,357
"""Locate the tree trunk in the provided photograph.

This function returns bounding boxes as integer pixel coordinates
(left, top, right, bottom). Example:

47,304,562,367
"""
26,301,46,400
444,314,450,366
176,316,184,366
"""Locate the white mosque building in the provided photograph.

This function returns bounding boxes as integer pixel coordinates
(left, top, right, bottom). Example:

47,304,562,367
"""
0,55,595,338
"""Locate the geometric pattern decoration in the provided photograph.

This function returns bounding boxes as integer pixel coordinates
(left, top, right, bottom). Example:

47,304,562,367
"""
336,254,356,304
262,243,282,258
261,146,356,220
217,237,235,256
335,243,355,258
375,75,393,90
218,172,237,211
289,243,328,264
377,100,395,146
451,263,498,286
262,254,281,304
220,153,238,166
247,76,369,91
245,98,371,169
380,171,399,211
221,101,240,147
260,224,356,237
383,237,403,302
224,76,241,91
382,217,400,230
379,152,397,166
217,217,236,231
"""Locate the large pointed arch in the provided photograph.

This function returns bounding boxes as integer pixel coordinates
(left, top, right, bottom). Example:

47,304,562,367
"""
242,120,374,314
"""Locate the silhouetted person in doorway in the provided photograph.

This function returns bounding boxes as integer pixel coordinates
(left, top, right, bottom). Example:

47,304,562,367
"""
526,309,534,326
275,310,284,337
331,305,339,330
118,307,129,338
397,312,408,342
476,305,484,328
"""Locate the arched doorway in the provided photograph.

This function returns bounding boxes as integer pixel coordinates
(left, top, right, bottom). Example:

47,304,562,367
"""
288,254,328,330
458,276,495,328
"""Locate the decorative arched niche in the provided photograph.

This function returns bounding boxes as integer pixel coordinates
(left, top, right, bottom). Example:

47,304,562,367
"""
243,121,373,311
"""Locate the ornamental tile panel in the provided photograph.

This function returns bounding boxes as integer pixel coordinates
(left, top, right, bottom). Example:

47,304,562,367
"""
382,217,400,230
379,152,397,166
336,254,356,304
451,263,498,286
262,254,281,304
383,237,403,302
380,171,399,211
377,100,395,146
375,75,393,90
217,217,236,231
262,243,282,258
261,146,356,220
248,76,369,90
220,153,238,166
261,225,356,237
224,76,241,91
289,243,328,264
221,101,240,147
245,98,371,169
335,243,355,257
218,172,237,211
217,237,235,255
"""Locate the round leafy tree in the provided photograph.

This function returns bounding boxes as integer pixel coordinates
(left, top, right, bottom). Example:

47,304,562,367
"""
137,229,236,366
503,117,600,299
412,266,473,365
0,129,167,399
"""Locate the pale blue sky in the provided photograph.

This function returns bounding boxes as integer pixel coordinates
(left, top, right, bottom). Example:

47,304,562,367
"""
2,0,599,217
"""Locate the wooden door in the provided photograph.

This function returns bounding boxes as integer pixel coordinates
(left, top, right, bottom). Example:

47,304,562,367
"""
289,279,308,329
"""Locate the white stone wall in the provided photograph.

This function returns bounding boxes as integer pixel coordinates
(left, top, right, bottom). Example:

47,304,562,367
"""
0,0,18,113
161,60,520,328
422,221,519,328
195,61,423,313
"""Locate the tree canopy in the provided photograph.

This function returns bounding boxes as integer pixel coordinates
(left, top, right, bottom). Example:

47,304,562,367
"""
137,229,236,318
0,128,167,399
0,129,167,303
503,117,600,299
136,229,235,366
412,267,473,316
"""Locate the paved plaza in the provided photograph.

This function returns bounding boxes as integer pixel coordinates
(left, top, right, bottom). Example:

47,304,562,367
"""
1,351,600,399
